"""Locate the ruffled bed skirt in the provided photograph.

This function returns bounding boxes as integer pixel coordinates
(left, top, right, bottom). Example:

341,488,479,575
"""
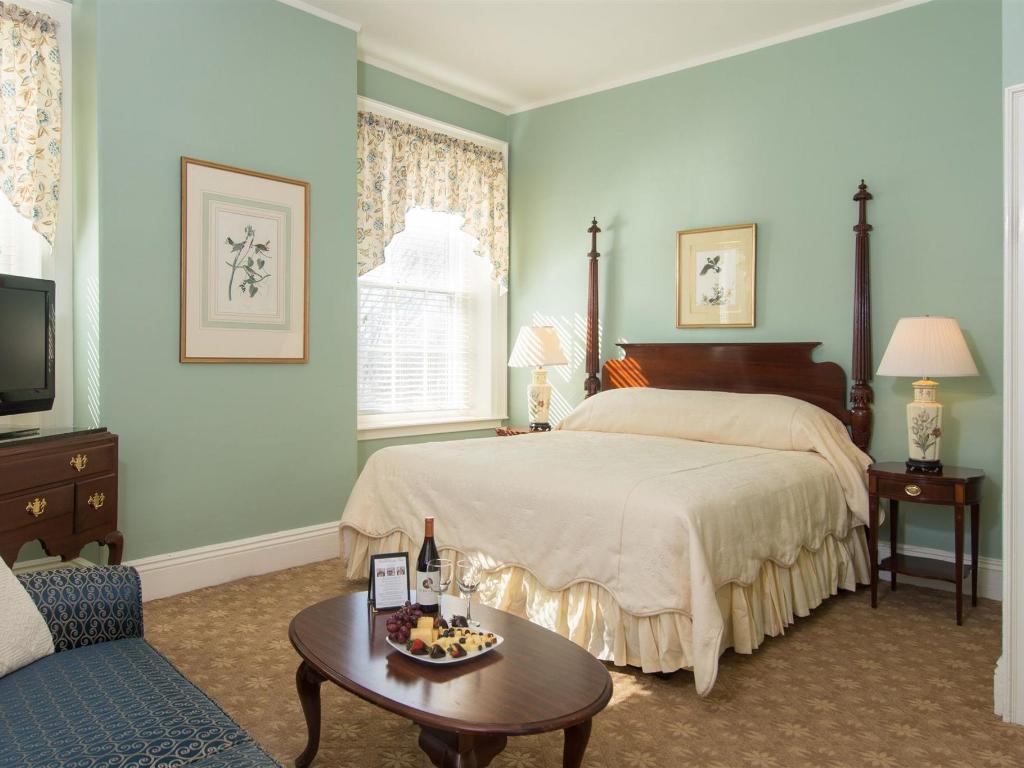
341,525,870,675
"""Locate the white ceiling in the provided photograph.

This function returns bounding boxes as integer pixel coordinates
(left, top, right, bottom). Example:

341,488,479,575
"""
303,0,926,114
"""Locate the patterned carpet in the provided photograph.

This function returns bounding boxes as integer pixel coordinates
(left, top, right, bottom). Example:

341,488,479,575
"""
144,559,1024,768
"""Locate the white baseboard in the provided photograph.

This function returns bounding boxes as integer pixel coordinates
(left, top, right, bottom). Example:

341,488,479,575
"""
876,542,1002,601
126,521,341,602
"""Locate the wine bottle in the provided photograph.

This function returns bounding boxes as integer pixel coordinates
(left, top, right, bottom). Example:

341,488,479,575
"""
416,517,439,614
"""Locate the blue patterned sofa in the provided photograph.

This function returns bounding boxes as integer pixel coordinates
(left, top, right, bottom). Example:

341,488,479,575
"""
0,566,280,768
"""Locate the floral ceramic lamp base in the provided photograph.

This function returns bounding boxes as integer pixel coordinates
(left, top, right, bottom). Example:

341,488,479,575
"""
906,379,943,474
527,368,552,432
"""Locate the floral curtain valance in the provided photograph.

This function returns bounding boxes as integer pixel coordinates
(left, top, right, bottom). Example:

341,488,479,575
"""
356,111,509,291
0,2,61,245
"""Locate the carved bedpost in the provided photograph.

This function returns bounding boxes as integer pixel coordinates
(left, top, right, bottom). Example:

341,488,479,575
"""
584,218,602,398
850,180,874,452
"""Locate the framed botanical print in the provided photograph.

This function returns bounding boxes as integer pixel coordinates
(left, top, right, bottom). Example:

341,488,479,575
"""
180,157,309,363
675,223,756,328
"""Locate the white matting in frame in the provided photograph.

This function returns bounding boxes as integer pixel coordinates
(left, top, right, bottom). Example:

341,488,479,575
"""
181,157,309,363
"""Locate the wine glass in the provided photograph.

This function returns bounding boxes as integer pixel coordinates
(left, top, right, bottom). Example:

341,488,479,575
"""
428,558,453,617
456,559,481,626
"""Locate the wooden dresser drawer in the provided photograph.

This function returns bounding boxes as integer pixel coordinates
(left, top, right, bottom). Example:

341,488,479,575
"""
0,484,74,535
75,473,117,534
877,477,956,504
0,440,116,496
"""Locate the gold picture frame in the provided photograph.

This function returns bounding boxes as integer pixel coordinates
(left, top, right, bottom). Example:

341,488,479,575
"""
180,157,310,363
675,223,756,328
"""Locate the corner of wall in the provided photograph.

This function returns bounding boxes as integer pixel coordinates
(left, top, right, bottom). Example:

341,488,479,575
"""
72,0,100,427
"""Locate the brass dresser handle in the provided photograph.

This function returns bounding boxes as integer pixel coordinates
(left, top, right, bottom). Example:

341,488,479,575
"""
70,454,88,472
87,492,106,510
904,484,922,497
25,498,47,517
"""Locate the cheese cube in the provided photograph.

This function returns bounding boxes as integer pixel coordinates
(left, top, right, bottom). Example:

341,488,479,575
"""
409,627,434,645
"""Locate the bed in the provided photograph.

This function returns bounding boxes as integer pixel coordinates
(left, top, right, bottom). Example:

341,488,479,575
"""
341,182,877,695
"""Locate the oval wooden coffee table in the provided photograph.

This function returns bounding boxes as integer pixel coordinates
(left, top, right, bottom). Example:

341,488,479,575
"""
289,592,613,768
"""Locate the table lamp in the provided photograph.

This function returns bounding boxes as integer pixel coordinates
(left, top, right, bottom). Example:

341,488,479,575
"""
876,316,978,474
508,326,567,431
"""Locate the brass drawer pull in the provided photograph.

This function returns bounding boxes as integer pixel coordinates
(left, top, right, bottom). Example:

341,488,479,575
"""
25,497,47,517
904,484,922,497
87,491,106,510
70,454,88,472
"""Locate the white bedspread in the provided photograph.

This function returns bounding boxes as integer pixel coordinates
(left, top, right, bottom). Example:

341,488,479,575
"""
341,389,871,694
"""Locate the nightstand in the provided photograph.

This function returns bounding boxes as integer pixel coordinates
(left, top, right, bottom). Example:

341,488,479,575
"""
867,462,985,625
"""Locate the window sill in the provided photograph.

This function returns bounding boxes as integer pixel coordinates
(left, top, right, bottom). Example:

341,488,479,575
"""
357,416,507,441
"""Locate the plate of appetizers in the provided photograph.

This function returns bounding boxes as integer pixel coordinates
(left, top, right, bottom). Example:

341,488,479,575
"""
383,604,503,664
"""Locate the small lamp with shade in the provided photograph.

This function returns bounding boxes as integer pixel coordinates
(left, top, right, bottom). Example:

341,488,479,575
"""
507,325,567,432
876,316,978,474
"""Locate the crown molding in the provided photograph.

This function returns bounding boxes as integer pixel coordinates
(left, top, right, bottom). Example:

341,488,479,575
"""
359,54,512,115
275,0,361,32
510,0,931,113
315,0,930,116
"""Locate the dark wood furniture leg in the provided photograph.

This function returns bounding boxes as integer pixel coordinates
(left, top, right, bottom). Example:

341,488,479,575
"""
584,218,602,398
418,727,507,768
0,542,19,567
563,719,593,768
103,530,124,565
889,499,899,591
954,504,964,626
295,661,326,768
869,485,879,608
971,503,980,607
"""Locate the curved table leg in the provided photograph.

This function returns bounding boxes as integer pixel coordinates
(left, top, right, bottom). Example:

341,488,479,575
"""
564,719,592,768
295,661,326,768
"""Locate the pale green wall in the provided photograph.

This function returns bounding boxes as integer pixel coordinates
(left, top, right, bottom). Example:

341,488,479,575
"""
358,62,508,141
1006,0,1024,86
355,61,510,470
509,0,1004,558
72,0,357,560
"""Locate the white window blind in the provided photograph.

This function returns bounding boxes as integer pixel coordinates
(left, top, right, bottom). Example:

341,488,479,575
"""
0,197,51,279
358,208,479,418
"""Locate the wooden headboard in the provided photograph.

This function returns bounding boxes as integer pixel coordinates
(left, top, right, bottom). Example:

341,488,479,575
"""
585,181,875,452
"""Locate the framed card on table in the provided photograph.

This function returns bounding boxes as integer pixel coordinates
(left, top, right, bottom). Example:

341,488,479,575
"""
368,552,411,612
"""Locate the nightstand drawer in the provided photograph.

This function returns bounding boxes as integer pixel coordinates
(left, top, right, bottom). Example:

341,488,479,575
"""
75,474,117,533
0,440,116,496
877,477,956,503
0,484,74,534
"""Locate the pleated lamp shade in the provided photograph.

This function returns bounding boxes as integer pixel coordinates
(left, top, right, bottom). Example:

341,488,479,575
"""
508,326,567,368
876,316,978,378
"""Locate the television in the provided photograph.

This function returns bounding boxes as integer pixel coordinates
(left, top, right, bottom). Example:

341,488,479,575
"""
0,273,55,418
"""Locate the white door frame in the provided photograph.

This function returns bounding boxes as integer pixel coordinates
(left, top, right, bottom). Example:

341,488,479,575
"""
1000,83,1024,725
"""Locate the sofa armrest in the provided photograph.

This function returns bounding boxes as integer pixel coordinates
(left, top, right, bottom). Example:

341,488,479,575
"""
17,566,143,652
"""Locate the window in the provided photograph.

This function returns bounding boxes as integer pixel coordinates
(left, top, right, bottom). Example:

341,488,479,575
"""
358,207,506,437
0,0,72,433
0,200,50,279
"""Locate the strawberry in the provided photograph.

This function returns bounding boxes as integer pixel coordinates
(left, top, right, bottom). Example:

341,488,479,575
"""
448,644,467,658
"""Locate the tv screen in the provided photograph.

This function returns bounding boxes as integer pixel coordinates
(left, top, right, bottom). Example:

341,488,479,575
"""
0,274,55,416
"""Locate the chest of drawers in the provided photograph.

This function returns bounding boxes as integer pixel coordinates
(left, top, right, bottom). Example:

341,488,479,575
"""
0,428,121,567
